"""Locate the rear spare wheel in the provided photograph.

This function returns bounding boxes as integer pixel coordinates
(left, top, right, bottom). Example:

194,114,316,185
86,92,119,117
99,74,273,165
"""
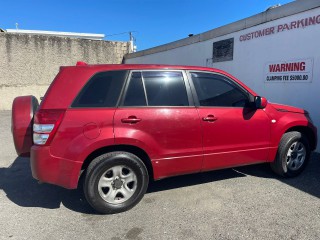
11,95,39,156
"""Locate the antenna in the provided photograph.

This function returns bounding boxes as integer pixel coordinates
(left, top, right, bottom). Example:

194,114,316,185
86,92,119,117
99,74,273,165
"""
104,31,138,52
129,31,137,53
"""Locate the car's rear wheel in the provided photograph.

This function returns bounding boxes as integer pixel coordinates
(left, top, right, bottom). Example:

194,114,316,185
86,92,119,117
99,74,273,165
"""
11,95,39,156
271,131,310,177
84,152,149,214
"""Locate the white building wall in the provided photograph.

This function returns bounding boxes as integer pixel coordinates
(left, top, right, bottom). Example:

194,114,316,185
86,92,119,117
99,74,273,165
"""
126,7,320,151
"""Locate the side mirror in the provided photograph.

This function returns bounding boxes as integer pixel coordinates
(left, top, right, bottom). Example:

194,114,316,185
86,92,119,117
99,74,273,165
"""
254,96,268,109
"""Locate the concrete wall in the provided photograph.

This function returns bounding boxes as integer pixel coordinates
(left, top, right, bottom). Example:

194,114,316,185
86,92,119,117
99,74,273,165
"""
125,0,320,151
0,33,130,110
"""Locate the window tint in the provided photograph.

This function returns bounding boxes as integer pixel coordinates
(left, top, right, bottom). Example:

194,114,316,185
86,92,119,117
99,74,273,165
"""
191,72,248,107
142,71,189,106
123,72,147,106
72,70,127,108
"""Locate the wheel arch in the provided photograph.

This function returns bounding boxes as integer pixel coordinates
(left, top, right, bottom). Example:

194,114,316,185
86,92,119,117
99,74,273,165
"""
285,126,316,151
81,145,154,180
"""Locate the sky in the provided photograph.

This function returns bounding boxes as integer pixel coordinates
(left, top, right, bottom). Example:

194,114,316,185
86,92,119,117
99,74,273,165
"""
1,0,294,51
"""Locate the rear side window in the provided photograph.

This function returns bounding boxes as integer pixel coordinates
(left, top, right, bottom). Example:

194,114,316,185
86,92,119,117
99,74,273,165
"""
123,72,147,106
191,72,249,107
72,70,127,108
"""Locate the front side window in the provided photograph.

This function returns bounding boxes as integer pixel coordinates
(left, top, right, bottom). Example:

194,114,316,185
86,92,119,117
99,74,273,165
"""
123,71,189,107
191,72,249,107
72,70,127,108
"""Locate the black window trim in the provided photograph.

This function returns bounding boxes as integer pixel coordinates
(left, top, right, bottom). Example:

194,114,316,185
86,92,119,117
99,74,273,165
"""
119,69,195,108
186,70,254,108
70,70,130,109
141,72,149,106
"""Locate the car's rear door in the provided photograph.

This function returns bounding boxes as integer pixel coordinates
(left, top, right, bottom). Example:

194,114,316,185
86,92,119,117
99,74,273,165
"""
114,70,203,179
188,71,271,170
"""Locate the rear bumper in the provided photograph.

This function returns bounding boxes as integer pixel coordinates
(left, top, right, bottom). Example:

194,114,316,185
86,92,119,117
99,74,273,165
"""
30,146,82,189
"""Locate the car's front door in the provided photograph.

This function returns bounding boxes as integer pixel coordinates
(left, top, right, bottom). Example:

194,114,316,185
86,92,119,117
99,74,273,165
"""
114,70,203,179
188,71,271,170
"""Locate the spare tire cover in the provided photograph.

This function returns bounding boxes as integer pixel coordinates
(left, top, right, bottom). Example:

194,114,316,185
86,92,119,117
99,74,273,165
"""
12,95,39,156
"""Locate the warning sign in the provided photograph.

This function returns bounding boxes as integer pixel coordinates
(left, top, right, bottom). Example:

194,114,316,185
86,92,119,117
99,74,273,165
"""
265,58,313,83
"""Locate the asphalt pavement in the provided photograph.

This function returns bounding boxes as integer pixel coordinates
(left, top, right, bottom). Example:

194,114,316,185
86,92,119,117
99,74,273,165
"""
0,110,319,240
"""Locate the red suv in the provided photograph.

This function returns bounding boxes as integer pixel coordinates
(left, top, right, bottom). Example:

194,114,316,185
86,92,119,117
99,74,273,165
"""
12,63,317,214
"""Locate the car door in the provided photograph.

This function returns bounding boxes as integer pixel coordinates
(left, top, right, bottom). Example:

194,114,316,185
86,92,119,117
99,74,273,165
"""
114,70,203,179
188,71,271,171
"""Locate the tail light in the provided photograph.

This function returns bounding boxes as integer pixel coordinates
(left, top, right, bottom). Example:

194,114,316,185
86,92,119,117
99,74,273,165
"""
33,109,65,145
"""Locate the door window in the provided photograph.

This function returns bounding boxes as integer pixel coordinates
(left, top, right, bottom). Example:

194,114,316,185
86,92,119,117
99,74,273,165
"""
123,71,189,107
123,72,147,106
191,72,249,107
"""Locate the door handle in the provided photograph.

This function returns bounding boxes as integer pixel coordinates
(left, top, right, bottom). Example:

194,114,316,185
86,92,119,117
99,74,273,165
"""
121,116,142,124
202,115,218,122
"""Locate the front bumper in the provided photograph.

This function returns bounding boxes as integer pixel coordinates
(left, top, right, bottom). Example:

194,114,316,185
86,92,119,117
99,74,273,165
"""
30,146,82,189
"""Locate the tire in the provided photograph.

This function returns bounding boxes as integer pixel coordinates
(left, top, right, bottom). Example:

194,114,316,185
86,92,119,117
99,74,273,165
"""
84,152,149,214
271,131,310,177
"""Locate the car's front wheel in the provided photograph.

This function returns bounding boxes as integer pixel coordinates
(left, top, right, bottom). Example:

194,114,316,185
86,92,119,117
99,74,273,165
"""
84,152,149,214
271,131,310,177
